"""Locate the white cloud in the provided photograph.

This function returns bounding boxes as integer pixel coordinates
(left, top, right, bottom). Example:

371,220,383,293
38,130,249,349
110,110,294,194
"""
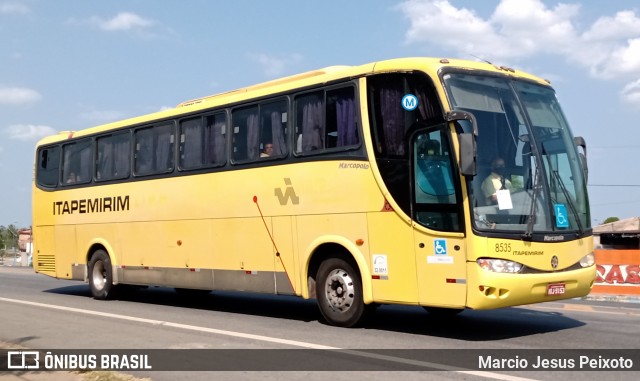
249,53,303,78
91,12,153,32
0,86,41,105
621,79,640,107
589,38,640,79
491,0,579,56
398,0,580,60
583,11,640,41
0,2,30,14
398,0,506,58
398,0,640,109
6,124,57,141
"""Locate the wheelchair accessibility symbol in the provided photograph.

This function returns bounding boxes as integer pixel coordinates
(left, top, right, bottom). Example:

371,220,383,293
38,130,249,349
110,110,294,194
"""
554,204,569,228
434,239,447,255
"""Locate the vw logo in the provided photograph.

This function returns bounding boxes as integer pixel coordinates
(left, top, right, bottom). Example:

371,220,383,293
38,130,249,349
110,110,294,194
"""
551,255,559,269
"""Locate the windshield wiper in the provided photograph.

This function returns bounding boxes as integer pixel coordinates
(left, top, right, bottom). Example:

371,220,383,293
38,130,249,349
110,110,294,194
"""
522,164,540,240
551,170,584,236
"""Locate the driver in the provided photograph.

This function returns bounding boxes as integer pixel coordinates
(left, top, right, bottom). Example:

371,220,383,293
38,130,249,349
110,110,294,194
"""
481,157,511,205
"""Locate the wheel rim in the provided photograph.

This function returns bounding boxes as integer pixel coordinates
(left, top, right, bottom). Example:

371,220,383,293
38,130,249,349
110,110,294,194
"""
324,268,355,312
92,260,106,291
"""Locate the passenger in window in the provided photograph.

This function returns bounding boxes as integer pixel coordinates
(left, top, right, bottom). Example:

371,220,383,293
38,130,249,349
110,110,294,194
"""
260,142,273,157
65,172,77,184
481,157,511,205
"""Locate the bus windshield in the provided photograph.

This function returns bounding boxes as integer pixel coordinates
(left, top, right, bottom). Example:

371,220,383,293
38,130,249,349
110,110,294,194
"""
443,73,590,236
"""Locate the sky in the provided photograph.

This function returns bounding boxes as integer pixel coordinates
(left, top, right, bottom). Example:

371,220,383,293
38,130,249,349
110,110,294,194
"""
1,0,640,228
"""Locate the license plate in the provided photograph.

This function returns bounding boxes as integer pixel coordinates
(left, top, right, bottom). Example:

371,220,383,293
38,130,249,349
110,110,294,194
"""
546,283,566,296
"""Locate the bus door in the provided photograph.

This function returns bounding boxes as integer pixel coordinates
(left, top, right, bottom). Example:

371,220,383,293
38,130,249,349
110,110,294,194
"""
411,127,467,308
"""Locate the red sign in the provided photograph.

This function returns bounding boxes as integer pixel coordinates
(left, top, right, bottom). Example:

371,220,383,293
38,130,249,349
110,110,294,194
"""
595,264,640,284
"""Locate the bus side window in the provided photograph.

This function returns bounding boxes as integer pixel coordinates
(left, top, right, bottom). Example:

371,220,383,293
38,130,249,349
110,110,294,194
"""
113,134,131,179
37,146,61,188
204,113,226,166
295,91,324,153
232,106,259,162
135,124,174,176
180,117,204,170
259,100,288,158
326,87,358,149
135,128,154,176
294,87,358,154
61,139,92,185
97,133,130,181
155,124,174,173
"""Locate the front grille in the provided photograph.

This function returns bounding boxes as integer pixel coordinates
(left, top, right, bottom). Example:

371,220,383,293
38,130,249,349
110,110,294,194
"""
520,261,584,274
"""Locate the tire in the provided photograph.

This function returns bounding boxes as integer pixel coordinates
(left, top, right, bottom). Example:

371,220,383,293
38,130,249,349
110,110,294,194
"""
88,250,115,300
316,257,370,327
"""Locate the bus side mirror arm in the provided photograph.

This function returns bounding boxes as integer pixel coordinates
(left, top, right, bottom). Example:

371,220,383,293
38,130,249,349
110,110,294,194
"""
574,136,588,183
446,111,477,177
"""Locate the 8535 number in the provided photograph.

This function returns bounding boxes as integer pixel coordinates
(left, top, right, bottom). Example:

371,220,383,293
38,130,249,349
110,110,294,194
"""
495,243,512,252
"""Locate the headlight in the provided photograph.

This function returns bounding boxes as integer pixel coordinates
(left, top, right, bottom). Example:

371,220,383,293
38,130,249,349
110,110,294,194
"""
477,258,523,273
579,253,595,267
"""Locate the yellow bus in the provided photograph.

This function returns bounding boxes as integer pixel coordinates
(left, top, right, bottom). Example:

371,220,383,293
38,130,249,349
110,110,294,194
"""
33,57,596,327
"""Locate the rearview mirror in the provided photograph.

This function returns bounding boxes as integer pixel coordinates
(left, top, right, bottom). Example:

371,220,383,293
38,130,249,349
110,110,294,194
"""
446,110,478,177
574,136,588,183
459,133,477,176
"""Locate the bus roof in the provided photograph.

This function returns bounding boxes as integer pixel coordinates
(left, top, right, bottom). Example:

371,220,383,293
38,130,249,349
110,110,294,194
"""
35,57,549,146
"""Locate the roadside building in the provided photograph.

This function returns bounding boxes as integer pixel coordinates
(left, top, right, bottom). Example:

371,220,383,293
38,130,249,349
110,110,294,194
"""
592,217,640,295
14,228,33,267
18,228,32,253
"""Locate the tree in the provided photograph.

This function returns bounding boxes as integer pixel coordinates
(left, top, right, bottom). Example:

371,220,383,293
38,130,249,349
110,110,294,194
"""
0,224,19,250
603,217,620,224
0,226,4,260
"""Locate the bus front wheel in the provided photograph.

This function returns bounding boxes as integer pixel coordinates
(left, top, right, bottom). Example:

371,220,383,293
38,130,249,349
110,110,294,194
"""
88,250,115,300
316,257,370,328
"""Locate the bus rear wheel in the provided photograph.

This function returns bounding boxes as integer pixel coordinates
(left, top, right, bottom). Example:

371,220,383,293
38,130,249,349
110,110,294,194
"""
88,250,115,300
316,257,370,327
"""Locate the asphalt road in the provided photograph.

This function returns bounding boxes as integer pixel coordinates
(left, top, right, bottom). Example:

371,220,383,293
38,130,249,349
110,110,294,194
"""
0,266,638,381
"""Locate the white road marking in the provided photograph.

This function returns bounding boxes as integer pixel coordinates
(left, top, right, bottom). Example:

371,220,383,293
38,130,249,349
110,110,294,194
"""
0,296,333,349
0,296,539,380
